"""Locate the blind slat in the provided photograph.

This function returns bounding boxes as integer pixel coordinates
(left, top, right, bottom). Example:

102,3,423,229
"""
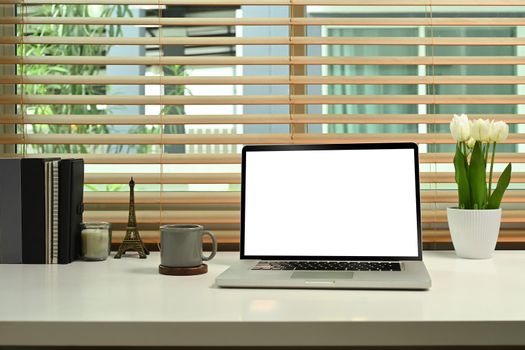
111,229,525,244
2,152,524,164
4,56,525,66
84,190,525,204
0,16,291,26
2,0,291,4
108,228,525,243
296,0,525,4
85,191,241,204
0,56,291,65
85,173,241,184
3,94,525,105
3,152,525,164
6,36,525,46
5,17,525,27
2,133,525,145
1,36,288,45
0,133,292,145
420,190,525,203
6,75,525,85
421,172,525,183
293,17,525,26
0,114,292,125
3,0,525,5
423,229,525,242
83,209,525,225
84,210,240,224
79,172,525,184
4,114,525,125
111,230,239,243
0,153,242,164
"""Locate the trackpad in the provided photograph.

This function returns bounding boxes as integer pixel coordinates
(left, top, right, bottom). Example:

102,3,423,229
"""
291,271,354,280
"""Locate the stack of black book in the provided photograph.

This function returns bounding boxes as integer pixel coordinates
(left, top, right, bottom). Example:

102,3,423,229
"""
0,158,84,264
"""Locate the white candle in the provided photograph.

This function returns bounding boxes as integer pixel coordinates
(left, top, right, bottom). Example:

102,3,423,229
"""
81,228,109,261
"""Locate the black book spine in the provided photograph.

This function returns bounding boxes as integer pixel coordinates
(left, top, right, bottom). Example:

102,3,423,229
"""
58,160,72,264
21,159,46,264
70,159,84,261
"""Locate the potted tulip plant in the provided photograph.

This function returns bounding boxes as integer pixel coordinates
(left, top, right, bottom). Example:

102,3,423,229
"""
447,114,512,259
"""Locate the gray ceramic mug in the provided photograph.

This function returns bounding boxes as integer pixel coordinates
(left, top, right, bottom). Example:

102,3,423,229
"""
160,224,217,267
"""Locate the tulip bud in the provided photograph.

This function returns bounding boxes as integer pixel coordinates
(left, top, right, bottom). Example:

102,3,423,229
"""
489,120,509,143
470,118,491,142
450,114,470,142
467,137,476,149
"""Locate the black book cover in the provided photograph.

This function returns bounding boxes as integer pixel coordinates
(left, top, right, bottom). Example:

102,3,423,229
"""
58,159,84,264
21,159,49,264
0,159,23,264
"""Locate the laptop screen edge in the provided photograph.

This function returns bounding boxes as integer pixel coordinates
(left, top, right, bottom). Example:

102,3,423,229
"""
239,142,423,261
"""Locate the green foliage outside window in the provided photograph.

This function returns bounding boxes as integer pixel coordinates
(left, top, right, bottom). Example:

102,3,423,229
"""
18,4,131,154
17,4,187,155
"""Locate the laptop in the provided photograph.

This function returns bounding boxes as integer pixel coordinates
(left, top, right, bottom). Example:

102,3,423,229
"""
215,143,431,290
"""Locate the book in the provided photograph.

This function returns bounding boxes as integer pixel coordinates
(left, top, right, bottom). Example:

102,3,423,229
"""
50,160,59,264
0,158,23,264
58,159,84,264
21,158,59,264
45,161,50,263
42,160,60,264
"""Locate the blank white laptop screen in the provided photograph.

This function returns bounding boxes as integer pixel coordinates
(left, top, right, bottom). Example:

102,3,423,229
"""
243,148,420,257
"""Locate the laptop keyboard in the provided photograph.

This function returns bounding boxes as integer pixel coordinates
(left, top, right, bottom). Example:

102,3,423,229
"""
252,261,401,271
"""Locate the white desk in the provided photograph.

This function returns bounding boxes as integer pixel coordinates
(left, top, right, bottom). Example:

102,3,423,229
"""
0,251,524,347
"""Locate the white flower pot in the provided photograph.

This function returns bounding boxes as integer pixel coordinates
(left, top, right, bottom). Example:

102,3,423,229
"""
447,207,502,259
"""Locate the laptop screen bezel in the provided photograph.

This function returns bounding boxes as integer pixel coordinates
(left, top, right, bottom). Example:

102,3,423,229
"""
240,142,423,261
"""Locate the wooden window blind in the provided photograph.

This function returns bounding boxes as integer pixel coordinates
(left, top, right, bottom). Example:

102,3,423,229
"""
1,0,525,248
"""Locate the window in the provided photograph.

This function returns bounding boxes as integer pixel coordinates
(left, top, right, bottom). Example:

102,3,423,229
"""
1,0,525,248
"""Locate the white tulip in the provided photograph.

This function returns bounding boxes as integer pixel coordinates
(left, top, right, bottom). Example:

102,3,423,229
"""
489,120,509,143
470,118,491,142
467,137,476,149
450,114,470,142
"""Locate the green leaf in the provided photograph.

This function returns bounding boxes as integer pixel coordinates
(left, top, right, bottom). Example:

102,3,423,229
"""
453,143,470,209
469,141,487,209
487,163,512,209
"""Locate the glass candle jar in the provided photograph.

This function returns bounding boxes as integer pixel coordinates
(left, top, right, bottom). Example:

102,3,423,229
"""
81,222,111,261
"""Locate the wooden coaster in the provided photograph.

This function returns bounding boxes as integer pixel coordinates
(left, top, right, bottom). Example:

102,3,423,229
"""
159,264,208,276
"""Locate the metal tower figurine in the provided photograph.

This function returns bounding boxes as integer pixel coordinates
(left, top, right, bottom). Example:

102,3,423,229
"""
114,177,149,259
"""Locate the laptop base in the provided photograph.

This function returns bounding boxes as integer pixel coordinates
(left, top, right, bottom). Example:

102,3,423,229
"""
216,260,431,290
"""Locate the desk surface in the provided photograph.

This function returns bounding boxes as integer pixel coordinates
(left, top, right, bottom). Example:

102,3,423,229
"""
0,251,524,347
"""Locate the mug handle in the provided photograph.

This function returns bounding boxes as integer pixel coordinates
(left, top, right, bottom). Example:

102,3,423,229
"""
201,231,217,261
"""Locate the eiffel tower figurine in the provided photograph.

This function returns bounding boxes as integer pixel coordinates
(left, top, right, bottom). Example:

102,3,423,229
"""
114,177,149,259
